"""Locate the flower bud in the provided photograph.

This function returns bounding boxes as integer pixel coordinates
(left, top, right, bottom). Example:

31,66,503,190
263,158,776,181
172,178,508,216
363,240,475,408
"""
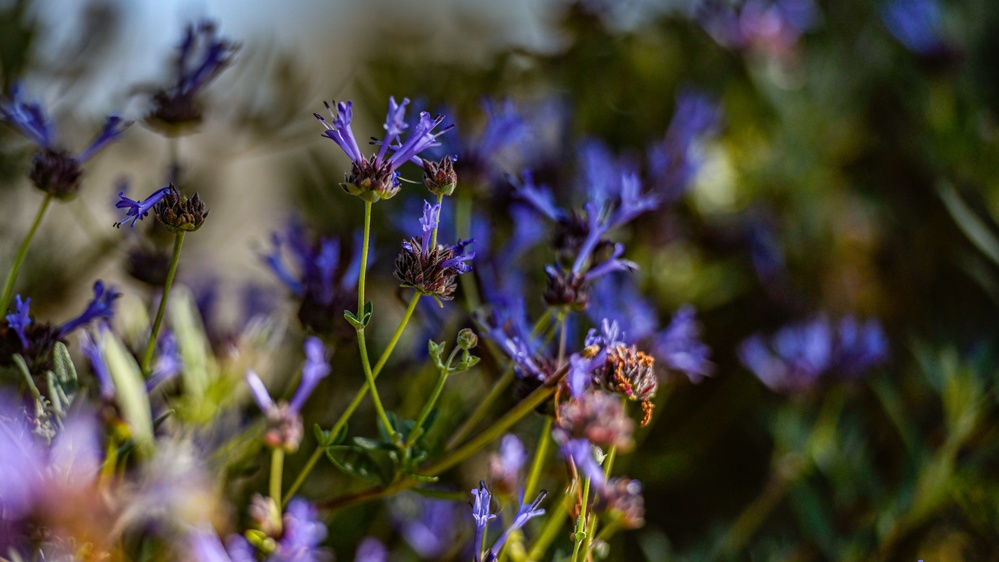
154,184,209,232
457,328,478,350
422,155,457,196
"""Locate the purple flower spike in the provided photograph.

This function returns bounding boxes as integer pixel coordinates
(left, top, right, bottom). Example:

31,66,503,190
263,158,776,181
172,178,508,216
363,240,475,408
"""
420,200,441,253
5,295,31,349
147,332,182,391
78,116,129,163
471,482,497,562
289,337,331,412
113,186,171,228
317,100,364,163
58,281,121,336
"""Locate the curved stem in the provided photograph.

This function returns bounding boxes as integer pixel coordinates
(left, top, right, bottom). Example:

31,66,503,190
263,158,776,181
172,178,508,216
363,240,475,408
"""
284,447,323,506
405,347,458,448
357,201,371,320
372,293,421,375
1,193,52,313
357,328,395,441
446,369,513,450
141,231,185,374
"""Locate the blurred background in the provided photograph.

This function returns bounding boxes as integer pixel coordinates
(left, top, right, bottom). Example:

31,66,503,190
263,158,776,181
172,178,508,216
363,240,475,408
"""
2,0,999,560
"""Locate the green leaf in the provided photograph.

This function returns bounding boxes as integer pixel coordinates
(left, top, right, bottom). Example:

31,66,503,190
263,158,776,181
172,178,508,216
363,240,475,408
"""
420,407,440,435
353,436,396,451
344,310,363,329
51,342,78,392
362,301,373,326
326,445,391,484
168,288,213,400
103,331,154,457
314,423,348,447
404,472,439,484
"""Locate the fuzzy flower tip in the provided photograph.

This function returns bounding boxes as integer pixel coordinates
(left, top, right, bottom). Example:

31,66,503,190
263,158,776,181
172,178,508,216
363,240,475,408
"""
114,186,171,228
316,97,453,201
5,295,31,349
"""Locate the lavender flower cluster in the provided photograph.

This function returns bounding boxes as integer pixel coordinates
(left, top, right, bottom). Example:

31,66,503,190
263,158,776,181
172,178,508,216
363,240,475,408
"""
0,5,904,560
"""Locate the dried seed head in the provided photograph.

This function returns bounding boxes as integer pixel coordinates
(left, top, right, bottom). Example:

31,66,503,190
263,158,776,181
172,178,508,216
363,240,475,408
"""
394,239,467,300
154,184,209,232
595,343,657,426
596,478,645,530
543,267,589,310
342,156,399,202
556,391,635,451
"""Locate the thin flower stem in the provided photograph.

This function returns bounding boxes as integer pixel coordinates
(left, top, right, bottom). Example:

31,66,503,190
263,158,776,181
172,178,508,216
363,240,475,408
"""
529,488,570,560
446,308,555,450
406,346,459,448
270,448,285,506
571,476,592,562
354,200,396,441
372,293,421,375
285,293,422,505
557,310,569,368
141,231,185,374
0,193,53,313
523,417,553,501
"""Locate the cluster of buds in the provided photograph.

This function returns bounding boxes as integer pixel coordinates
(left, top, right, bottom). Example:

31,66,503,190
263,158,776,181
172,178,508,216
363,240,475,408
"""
422,155,458,196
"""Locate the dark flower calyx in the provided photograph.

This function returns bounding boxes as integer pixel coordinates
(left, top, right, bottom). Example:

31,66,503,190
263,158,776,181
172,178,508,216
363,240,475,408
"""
422,155,457,196
154,184,209,232
394,239,461,300
146,90,203,133
0,321,64,373
342,156,399,202
29,148,83,199
543,267,589,310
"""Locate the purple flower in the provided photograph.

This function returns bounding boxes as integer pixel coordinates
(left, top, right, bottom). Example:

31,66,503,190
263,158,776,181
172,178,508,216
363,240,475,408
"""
395,203,475,300
489,434,527,496
190,527,234,562
485,490,547,561
148,21,238,129
289,337,331,412
0,84,128,159
700,0,819,56
471,482,497,562
279,498,328,561
316,98,453,201
79,328,115,400
561,438,606,492
655,306,714,383
0,84,128,198
739,315,887,393
648,90,722,202
58,281,121,336
478,302,552,383
147,332,182,392
394,493,460,559
5,295,31,349
880,0,949,55
355,538,388,562
113,186,171,228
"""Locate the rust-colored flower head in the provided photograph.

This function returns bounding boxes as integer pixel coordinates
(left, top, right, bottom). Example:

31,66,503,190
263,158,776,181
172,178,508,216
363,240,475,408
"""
595,343,657,426
556,390,634,451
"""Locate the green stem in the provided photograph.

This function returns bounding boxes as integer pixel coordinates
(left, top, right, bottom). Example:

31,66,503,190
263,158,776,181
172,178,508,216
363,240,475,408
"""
372,293,421,375
1,193,52,313
285,294,422,505
571,477,592,562
270,448,285,506
405,347,458,448
141,231,185,374
357,201,371,319
357,328,395,441
524,417,553,501
445,369,513,450
529,488,570,560
318,381,559,511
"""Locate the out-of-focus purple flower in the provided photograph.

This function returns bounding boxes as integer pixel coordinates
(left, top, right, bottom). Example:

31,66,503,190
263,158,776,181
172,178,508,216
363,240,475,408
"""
557,390,635,451
190,526,235,562
471,482,496,562
484,490,547,562
446,98,530,188
489,434,527,496
739,315,887,393
700,0,819,56
147,332,182,391
655,306,714,383
316,98,453,201
80,328,115,400
289,337,331,412
560,438,605,492
355,537,388,562
0,84,129,198
478,301,552,383
58,281,121,336
148,20,238,130
279,497,328,560
394,493,460,559
880,0,948,55
647,90,721,203
0,399,45,521
262,221,362,338
113,186,171,228
5,295,31,349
